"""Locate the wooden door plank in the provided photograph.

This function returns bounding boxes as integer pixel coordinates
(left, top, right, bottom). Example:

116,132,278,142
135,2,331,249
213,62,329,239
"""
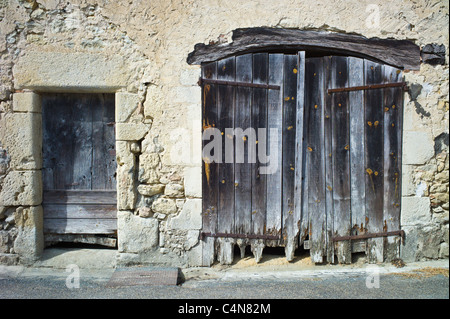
43,190,117,204
282,54,299,261
43,204,117,219
266,53,284,244
293,51,305,252
201,61,219,266
383,65,403,261
92,94,116,190
305,57,326,263
331,56,352,264
323,56,335,263
71,95,94,190
234,54,253,241
364,60,385,263
217,56,236,265
43,218,117,235
251,53,269,262
348,57,366,239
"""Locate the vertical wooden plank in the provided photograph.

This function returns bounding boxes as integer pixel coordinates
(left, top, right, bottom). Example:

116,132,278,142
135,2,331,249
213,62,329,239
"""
331,56,352,264
305,57,326,263
348,57,366,239
201,61,218,266
323,56,335,263
282,54,298,261
364,60,385,263
293,51,305,253
92,94,116,190
217,56,236,264
234,54,253,255
250,53,268,262
266,54,284,243
383,65,403,261
71,95,93,190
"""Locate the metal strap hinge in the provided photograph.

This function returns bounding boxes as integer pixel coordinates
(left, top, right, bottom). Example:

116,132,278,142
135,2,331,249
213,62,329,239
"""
198,78,281,90
327,82,408,94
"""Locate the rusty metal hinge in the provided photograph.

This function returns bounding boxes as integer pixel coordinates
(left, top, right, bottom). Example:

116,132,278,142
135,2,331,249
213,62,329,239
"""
198,78,281,90
328,82,408,94
200,232,280,241
332,230,405,243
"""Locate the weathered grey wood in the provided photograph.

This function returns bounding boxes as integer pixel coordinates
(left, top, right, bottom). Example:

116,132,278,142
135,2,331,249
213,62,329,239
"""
331,56,352,264
42,94,93,190
293,51,305,251
251,53,268,235
44,218,117,235
45,234,117,248
43,204,116,219
382,65,403,262
305,57,326,263
282,54,298,261
188,28,420,70
43,190,117,204
92,94,116,190
265,53,284,247
348,57,366,239
250,53,268,262
234,54,253,240
364,59,385,263
323,56,335,263
217,56,236,265
201,61,219,266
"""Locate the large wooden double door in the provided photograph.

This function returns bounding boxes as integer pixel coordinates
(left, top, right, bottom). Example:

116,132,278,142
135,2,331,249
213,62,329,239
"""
200,52,404,265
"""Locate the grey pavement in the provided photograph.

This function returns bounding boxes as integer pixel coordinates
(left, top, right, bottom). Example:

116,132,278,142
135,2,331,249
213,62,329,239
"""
0,248,448,299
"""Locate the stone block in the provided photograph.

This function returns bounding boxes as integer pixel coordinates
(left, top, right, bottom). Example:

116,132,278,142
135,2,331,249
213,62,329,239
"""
0,170,42,206
137,184,164,197
168,198,202,230
402,131,434,165
13,206,44,264
152,197,177,215
401,196,431,226
12,92,41,113
13,51,128,91
0,112,42,170
117,211,159,254
138,153,160,183
401,165,416,196
164,183,184,197
116,122,149,141
184,166,202,198
115,92,140,123
116,142,136,210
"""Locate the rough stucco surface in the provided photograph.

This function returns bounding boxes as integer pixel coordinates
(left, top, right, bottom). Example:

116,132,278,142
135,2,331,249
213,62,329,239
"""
0,0,448,266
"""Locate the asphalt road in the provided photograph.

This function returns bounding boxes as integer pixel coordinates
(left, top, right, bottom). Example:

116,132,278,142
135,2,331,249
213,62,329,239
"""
0,268,448,300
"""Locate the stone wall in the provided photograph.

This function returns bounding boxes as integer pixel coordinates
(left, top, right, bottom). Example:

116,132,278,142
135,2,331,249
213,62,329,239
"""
0,0,448,266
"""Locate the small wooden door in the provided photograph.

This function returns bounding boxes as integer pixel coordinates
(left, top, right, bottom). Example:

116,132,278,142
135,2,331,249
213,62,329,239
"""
42,93,117,241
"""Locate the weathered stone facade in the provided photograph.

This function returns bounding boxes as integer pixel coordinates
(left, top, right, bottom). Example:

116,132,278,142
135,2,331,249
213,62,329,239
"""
0,0,448,266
